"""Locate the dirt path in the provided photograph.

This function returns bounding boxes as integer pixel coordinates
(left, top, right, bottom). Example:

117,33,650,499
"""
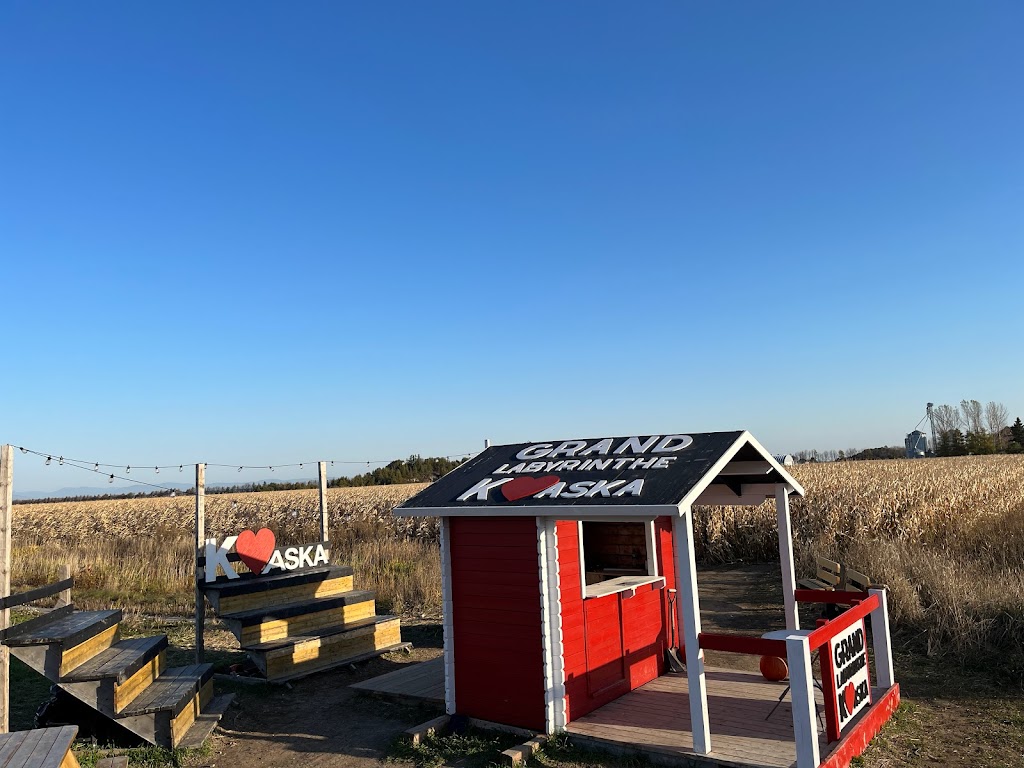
199,622,445,768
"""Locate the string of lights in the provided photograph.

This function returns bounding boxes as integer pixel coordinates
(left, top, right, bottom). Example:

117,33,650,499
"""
14,446,476,480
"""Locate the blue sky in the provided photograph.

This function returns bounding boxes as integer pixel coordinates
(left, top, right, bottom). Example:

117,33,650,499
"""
3,2,1022,492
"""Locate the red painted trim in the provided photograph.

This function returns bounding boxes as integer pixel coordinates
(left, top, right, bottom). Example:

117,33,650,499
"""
795,589,870,605
806,593,880,651
819,684,901,768
818,636,840,742
698,632,787,657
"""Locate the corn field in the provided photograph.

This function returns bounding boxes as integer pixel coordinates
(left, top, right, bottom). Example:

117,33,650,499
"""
11,455,1024,664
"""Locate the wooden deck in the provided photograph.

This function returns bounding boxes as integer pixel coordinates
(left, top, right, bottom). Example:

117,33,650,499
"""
566,667,832,768
349,657,445,704
0,726,80,768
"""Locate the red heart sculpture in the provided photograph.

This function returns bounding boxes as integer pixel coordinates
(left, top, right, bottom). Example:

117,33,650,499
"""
236,528,276,574
843,683,855,714
502,475,560,502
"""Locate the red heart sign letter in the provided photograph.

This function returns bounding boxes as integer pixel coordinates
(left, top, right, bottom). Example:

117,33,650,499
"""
236,528,276,574
502,475,560,502
843,683,855,715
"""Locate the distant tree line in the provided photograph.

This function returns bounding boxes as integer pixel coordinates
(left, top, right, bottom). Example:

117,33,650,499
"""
14,455,466,504
931,400,1021,456
791,446,903,463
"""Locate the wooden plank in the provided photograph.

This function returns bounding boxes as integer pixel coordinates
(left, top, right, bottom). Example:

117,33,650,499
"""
39,727,77,768
0,445,12,734
8,727,59,768
0,605,74,643
216,575,354,616
0,731,29,766
194,463,205,664
238,602,376,646
114,651,165,712
0,579,75,611
61,625,119,676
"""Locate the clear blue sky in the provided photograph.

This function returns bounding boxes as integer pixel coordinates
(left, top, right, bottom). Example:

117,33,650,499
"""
3,2,1022,492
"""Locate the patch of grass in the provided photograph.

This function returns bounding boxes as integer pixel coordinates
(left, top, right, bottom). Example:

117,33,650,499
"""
534,733,653,767
74,743,210,768
8,656,53,731
389,728,521,768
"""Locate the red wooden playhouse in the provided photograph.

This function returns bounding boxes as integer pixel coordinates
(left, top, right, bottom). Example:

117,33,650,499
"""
395,432,900,768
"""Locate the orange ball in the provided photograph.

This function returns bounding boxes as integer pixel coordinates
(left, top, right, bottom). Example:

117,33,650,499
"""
759,655,789,681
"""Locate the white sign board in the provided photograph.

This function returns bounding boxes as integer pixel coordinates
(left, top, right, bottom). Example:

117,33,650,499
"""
829,618,872,732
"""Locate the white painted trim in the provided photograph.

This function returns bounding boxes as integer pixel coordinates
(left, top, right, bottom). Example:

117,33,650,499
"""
673,506,711,754
678,431,806,509
537,517,566,733
717,460,773,475
786,633,820,768
645,520,659,577
869,588,895,689
393,504,682,518
776,486,800,631
744,431,806,496
691,489,782,507
576,522,586,600
439,517,456,715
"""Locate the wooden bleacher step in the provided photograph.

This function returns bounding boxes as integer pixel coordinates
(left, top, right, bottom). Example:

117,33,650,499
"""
202,565,354,614
117,664,215,748
0,726,80,768
61,635,168,714
4,609,122,679
220,590,378,647
243,615,406,681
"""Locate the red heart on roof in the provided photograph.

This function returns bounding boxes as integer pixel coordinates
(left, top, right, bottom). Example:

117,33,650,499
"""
502,475,560,502
236,528,276,574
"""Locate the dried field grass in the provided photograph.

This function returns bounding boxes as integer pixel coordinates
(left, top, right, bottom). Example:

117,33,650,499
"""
11,456,1024,666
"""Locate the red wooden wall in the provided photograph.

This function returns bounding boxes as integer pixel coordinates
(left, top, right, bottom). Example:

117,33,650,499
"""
449,516,545,731
557,516,677,722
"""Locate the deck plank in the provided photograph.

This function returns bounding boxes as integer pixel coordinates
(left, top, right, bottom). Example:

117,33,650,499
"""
566,666,834,768
350,657,445,703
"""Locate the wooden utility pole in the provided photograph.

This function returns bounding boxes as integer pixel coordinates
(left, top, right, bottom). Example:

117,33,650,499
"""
1,445,13,733
194,463,206,664
318,461,329,543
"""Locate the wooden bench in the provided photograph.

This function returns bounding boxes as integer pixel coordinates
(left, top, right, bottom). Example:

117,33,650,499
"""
0,726,79,768
843,566,874,592
797,555,842,591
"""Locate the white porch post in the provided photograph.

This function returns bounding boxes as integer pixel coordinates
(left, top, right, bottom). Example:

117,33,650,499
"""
673,505,711,755
786,634,821,768
776,486,800,631
869,588,895,689
439,517,457,715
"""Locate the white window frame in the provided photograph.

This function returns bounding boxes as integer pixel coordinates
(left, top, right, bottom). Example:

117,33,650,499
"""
576,518,664,599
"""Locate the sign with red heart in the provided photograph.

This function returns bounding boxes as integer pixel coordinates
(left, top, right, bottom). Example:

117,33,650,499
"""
501,475,560,502
235,528,276,574
829,618,872,734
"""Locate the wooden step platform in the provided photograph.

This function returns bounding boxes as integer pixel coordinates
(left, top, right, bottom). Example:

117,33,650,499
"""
61,636,168,714
0,726,79,768
202,565,355,614
119,664,215,748
222,591,377,646
5,610,122,679
350,657,445,704
244,615,405,680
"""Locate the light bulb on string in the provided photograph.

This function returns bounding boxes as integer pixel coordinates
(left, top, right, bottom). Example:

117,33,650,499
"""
238,467,243,472
179,465,183,472
59,456,64,465
94,463,99,470
126,466,131,474
108,474,114,483
170,491,176,497
154,467,159,474
19,447,27,454
45,456,51,465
